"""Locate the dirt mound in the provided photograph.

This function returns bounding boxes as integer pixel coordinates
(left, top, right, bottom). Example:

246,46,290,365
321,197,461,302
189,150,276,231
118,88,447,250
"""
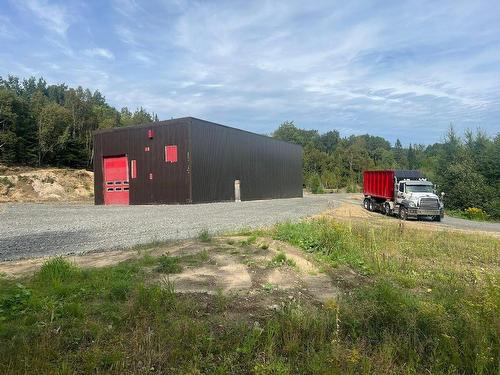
0,237,341,305
0,165,93,203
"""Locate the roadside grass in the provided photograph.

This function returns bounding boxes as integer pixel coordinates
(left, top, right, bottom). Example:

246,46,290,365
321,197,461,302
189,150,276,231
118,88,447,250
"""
0,219,498,374
272,218,500,374
156,254,183,274
447,208,499,222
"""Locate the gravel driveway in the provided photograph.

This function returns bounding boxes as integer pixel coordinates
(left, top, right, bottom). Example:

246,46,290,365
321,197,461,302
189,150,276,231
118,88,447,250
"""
2,194,498,261
0,195,336,261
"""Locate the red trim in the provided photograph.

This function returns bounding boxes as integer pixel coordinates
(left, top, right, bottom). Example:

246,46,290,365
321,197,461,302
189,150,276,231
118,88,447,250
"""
131,160,137,179
165,145,178,163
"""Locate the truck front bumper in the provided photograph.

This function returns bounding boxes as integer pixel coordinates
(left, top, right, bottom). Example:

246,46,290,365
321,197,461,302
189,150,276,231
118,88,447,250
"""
408,208,443,217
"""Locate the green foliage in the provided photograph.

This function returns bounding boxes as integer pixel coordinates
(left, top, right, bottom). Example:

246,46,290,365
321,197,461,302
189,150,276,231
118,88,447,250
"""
268,252,296,268
309,173,324,194
156,254,183,274
198,229,212,243
37,257,78,284
273,120,499,219
272,218,499,373
0,224,498,373
0,74,157,168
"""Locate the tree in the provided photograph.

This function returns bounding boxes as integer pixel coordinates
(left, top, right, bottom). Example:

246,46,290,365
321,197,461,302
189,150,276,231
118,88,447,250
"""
407,144,417,169
394,139,407,168
318,130,340,153
38,103,72,165
273,121,319,147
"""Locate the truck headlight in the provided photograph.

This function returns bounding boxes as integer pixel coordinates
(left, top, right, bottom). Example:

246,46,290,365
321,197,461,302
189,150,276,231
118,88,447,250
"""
409,201,416,207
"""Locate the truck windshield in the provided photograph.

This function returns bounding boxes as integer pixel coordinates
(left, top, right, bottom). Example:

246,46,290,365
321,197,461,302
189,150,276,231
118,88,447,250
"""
406,184,433,193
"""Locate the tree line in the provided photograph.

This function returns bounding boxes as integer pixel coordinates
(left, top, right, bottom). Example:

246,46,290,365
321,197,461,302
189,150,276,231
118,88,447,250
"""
0,75,498,218
0,75,157,168
273,121,499,219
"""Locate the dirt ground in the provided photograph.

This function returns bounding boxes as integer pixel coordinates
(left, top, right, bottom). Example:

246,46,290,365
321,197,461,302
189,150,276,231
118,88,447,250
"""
0,165,93,202
323,198,500,238
0,237,342,311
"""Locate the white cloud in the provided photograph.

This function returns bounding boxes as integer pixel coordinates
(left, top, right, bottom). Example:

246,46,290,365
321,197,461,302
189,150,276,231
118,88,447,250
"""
115,24,138,45
85,48,115,60
16,0,70,36
4,0,500,143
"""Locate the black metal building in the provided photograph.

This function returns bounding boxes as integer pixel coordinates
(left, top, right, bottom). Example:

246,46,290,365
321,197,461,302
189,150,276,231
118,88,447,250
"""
93,117,303,205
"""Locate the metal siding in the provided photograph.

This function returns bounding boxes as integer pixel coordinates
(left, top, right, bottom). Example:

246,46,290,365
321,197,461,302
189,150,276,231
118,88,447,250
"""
93,119,191,205
363,170,395,200
189,118,303,203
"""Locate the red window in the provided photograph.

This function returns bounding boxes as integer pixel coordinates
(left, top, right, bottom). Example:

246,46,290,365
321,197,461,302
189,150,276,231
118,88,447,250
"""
148,129,155,139
131,160,137,179
165,145,178,163
144,146,150,152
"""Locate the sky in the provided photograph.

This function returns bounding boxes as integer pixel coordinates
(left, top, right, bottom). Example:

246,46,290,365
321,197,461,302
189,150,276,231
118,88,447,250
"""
1,0,499,144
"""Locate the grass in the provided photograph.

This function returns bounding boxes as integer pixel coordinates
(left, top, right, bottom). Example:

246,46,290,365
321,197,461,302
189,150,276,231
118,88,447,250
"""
0,219,498,374
447,208,499,222
271,218,500,374
268,251,296,268
197,229,212,242
240,235,257,246
156,254,183,274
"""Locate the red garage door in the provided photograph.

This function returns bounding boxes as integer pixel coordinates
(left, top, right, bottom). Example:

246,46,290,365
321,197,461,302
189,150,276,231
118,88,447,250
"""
103,156,129,205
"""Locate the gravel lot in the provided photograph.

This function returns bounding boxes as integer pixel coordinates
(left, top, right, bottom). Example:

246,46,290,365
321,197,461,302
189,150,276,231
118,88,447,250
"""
1,194,498,261
0,195,336,261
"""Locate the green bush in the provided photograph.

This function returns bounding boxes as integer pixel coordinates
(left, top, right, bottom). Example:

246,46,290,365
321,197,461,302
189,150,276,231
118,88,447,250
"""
156,254,182,274
198,229,212,242
309,174,324,194
464,207,489,221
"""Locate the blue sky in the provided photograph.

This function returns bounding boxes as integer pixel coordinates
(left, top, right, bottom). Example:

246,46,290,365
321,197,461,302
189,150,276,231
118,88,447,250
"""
1,0,499,144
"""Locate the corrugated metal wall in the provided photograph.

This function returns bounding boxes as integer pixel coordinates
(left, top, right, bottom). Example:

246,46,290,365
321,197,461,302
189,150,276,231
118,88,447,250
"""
93,117,303,205
190,118,303,202
93,119,191,205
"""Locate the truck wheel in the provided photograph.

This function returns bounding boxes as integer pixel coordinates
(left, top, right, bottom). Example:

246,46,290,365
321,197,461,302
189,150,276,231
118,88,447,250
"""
434,215,441,222
369,201,374,212
384,203,391,216
399,207,408,220
363,198,369,210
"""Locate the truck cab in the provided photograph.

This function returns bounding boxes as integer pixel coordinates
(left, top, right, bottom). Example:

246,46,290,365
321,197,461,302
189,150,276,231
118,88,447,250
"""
396,180,444,221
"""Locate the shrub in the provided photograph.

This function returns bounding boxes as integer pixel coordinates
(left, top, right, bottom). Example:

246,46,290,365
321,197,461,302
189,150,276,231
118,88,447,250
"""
156,254,182,274
464,207,489,221
0,177,14,188
309,174,324,194
198,229,212,243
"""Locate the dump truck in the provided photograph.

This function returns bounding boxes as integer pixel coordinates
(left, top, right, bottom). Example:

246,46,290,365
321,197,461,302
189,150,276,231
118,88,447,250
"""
363,170,444,221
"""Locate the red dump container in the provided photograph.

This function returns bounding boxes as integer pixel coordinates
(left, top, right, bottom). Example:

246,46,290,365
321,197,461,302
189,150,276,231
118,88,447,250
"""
363,170,395,200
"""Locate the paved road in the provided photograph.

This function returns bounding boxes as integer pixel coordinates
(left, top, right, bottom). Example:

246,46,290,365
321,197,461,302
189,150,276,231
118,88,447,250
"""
0,195,337,261
1,194,498,261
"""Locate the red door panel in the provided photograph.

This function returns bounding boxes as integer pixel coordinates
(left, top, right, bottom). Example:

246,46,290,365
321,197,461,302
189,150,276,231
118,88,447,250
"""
103,156,129,205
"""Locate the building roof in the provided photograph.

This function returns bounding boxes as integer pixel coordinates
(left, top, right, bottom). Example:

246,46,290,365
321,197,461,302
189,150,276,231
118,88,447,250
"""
93,116,301,148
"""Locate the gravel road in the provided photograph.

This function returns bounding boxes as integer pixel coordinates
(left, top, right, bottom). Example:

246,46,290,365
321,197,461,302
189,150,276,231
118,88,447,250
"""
1,194,498,261
0,195,336,261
